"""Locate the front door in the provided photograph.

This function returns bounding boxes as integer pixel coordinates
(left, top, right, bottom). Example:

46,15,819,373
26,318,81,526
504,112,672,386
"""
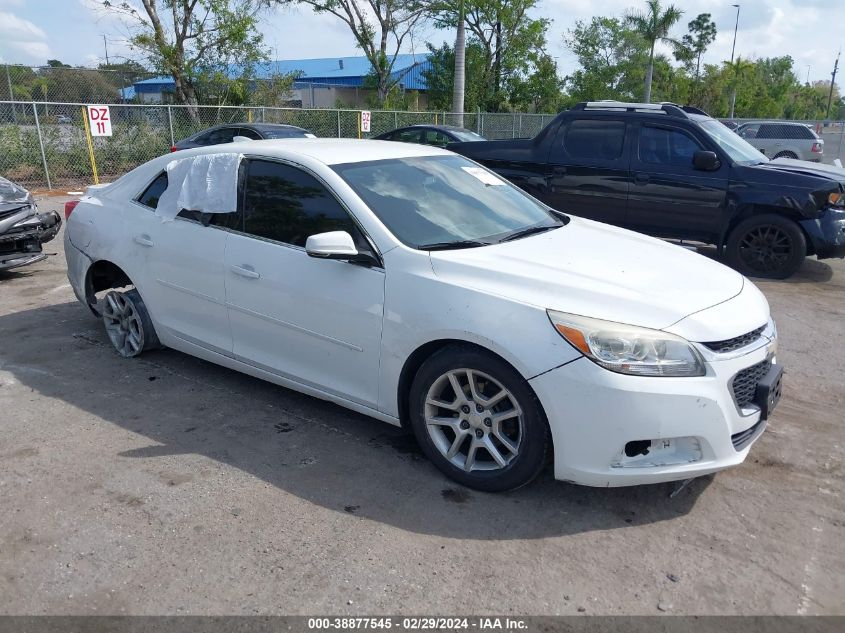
224,159,385,408
544,117,630,225
626,123,729,242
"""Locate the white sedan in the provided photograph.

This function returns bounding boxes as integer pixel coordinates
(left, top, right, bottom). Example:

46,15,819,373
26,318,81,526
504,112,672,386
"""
64,139,782,491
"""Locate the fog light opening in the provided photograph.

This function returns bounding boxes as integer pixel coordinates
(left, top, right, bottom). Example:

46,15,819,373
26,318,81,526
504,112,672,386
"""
625,440,651,457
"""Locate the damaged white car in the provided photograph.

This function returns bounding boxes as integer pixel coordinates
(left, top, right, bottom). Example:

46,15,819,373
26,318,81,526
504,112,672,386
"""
0,176,61,271
64,139,782,491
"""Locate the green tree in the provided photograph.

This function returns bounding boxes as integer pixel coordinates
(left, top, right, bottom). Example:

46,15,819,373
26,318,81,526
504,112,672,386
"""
290,1,428,107
422,40,487,112
432,0,549,111
624,0,683,102
100,0,271,118
508,53,563,112
673,13,716,103
563,16,649,102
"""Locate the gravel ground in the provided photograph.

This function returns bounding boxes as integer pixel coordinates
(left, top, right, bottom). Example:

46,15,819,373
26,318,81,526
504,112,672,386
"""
0,195,843,616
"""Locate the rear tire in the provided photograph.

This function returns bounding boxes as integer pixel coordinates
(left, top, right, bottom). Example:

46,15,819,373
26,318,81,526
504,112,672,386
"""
773,151,798,160
725,214,806,279
408,345,550,492
101,288,161,357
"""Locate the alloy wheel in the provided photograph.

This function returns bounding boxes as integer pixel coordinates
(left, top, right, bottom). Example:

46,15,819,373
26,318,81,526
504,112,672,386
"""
738,225,793,275
424,368,523,472
102,291,144,357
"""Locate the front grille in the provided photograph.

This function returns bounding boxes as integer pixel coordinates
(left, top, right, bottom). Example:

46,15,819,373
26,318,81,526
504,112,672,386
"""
703,325,766,354
731,419,765,451
731,358,771,408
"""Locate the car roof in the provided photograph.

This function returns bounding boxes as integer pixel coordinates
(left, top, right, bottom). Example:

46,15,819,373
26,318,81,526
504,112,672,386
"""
404,124,476,132
172,138,450,166
737,120,809,126
196,122,306,133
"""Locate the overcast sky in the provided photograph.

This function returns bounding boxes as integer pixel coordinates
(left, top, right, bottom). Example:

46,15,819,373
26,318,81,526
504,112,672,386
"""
0,0,841,86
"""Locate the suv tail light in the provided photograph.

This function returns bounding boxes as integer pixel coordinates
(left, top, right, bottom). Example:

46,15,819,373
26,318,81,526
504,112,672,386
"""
170,145,178,152
812,142,823,153
64,200,80,219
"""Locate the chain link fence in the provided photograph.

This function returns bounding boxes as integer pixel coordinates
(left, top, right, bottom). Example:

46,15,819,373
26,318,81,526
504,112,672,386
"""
2,100,843,191
0,101,556,190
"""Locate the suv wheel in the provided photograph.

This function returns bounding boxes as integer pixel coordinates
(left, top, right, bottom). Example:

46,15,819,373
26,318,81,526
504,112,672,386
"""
409,345,550,492
773,151,798,160
725,214,806,279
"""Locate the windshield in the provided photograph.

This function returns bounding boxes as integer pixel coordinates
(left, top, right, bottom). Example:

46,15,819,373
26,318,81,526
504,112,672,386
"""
333,155,562,249
700,119,768,164
450,129,486,142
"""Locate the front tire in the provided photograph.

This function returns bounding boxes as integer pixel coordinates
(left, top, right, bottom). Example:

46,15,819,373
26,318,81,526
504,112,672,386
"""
409,345,550,492
101,288,160,357
725,214,806,279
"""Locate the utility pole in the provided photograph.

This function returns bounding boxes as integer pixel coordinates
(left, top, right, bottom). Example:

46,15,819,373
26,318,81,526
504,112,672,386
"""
5,64,16,123
728,4,741,119
827,50,840,120
103,35,110,65
806,65,811,85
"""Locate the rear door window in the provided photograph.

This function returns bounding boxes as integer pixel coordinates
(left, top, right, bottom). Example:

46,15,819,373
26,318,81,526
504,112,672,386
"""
200,127,239,145
396,129,423,143
422,129,451,147
561,119,626,161
235,128,262,140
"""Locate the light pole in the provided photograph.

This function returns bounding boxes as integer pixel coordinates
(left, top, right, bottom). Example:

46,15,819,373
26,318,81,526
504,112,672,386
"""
728,4,740,119
806,65,811,85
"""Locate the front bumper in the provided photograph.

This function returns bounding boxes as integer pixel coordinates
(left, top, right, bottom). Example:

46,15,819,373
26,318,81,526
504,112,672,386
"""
530,336,778,487
801,206,845,259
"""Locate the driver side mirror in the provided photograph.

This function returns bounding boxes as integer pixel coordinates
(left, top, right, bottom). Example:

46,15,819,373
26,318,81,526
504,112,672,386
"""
693,150,721,171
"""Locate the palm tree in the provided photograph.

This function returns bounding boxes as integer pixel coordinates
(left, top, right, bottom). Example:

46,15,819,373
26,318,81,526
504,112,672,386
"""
452,0,466,127
626,0,684,103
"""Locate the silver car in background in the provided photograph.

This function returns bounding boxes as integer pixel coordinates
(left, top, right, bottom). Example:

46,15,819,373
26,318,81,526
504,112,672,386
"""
736,121,824,162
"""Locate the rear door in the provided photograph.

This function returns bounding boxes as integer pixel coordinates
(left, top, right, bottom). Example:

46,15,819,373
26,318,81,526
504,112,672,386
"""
626,122,729,241
126,171,238,354
544,117,630,225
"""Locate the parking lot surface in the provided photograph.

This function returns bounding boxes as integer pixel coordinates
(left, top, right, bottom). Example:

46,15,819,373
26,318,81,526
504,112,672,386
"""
1,196,843,615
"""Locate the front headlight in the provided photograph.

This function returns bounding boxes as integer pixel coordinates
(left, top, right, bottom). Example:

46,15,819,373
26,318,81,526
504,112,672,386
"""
547,310,706,377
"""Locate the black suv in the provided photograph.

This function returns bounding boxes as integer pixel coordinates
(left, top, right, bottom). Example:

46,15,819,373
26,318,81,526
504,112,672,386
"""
450,101,845,278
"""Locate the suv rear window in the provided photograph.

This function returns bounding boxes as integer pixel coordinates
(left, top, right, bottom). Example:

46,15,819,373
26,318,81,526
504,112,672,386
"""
564,120,626,160
757,124,815,140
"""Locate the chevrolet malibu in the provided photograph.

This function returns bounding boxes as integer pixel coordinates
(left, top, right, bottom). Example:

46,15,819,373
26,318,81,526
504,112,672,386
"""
63,139,783,491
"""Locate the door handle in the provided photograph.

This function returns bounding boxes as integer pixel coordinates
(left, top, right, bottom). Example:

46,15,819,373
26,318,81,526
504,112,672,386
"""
133,234,154,247
230,264,260,279
634,173,650,185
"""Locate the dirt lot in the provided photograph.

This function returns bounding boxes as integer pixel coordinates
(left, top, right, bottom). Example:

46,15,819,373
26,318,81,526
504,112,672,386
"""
1,195,843,616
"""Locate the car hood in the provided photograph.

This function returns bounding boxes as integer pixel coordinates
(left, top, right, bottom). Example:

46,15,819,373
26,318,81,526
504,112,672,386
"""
429,217,746,333
752,158,845,186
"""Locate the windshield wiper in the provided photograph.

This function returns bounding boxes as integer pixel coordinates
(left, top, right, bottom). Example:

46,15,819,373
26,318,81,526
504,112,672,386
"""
497,224,561,243
418,239,490,251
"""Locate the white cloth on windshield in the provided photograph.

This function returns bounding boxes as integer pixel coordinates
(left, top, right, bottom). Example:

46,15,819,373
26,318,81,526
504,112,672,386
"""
156,152,243,222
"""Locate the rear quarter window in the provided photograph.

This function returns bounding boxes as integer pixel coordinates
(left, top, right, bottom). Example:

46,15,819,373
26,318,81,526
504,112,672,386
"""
136,172,168,209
